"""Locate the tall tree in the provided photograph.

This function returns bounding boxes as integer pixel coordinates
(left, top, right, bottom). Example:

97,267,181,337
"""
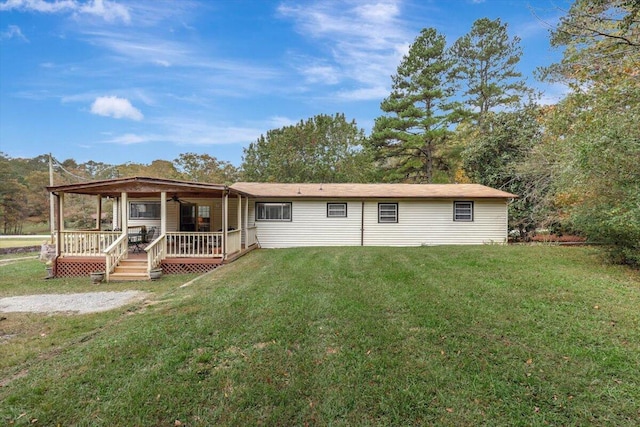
462,105,544,238
369,28,457,183
242,113,372,183
174,153,239,184
540,0,640,87
535,0,640,266
451,18,532,127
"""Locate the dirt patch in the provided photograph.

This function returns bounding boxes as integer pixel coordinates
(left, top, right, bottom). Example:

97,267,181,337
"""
0,291,147,314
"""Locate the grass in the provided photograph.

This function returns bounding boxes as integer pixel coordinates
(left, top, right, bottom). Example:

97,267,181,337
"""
0,237,48,249
1,246,639,426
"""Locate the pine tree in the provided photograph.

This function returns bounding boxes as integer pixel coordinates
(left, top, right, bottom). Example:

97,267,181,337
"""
370,28,458,183
451,18,531,127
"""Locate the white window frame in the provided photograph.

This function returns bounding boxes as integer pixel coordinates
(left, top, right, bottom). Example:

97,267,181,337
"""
378,203,398,223
255,202,292,221
129,202,161,220
327,202,347,218
454,201,474,222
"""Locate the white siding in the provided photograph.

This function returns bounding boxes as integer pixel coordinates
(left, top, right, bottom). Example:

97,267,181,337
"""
252,198,508,248
251,199,362,248
363,199,507,246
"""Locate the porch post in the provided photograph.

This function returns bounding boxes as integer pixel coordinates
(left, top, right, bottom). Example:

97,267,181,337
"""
160,192,167,235
55,193,62,257
244,195,249,245
160,191,167,254
95,195,102,230
223,191,228,259
58,192,65,232
237,194,241,232
121,192,128,232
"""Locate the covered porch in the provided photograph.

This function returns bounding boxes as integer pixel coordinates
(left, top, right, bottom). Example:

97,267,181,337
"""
47,177,258,282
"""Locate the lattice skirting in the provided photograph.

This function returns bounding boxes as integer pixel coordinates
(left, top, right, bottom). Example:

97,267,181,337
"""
160,260,221,275
54,256,223,277
55,258,106,277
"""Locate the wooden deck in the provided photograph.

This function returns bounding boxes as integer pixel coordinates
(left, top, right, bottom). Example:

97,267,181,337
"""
54,244,258,280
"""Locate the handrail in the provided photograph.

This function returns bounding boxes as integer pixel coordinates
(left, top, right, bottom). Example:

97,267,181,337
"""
246,225,258,247
166,231,224,258
227,229,242,256
145,234,166,272
58,231,120,257
104,233,128,282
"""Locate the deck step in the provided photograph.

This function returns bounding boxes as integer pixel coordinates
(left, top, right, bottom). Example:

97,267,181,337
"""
110,258,149,281
109,271,149,281
115,265,147,272
119,260,147,267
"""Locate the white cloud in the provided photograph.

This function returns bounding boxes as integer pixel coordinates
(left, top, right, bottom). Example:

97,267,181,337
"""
0,24,29,41
98,113,294,150
77,0,130,23
103,133,151,145
278,0,411,100
334,85,390,101
0,0,76,13
299,63,340,85
0,0,130,23
268,116,297,128
90,96,143,120
537,82,570,106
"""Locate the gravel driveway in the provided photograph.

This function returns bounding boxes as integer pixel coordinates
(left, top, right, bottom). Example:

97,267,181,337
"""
0,291,147,314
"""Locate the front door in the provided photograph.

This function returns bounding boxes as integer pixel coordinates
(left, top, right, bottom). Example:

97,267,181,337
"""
180,203,196,231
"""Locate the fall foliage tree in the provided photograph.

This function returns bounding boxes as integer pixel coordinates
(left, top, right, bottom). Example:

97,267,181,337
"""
535,0,640,266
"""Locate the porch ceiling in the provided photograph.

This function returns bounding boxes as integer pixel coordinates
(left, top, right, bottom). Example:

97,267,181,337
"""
47,176,249,198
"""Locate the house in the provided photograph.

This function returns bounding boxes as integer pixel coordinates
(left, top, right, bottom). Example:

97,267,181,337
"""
231,182,516,248
47,177,516,281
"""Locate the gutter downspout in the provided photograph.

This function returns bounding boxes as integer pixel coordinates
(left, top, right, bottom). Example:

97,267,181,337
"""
361,201,365,246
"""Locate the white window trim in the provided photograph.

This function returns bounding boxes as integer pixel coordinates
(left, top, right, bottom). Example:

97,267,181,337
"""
255,202,292,221
327,202,347,218
378,203,398,223
454,201,474,222
129,202,161,220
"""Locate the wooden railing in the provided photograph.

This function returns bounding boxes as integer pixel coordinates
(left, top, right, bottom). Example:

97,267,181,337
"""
246,226,258,247
58,231,121,257
145,234,166,271
227,229,242,255
104,234,128,282
166,232,224,258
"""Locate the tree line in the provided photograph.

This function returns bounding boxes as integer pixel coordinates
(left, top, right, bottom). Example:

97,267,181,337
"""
1,1,638,266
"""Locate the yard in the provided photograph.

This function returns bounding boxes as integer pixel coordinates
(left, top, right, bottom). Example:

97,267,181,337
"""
1,246,639,426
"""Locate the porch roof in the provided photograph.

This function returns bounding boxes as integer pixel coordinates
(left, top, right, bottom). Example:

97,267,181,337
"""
48,176,251,198
231,182,517,199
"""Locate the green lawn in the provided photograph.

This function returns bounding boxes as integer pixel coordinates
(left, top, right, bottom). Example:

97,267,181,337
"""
0,237,48,249
1,246,639,426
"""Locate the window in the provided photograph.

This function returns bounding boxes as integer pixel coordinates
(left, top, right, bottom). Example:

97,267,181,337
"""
130,202,161,219
327,203,347,218
454,201,474,221
256,202,292,221
197,206,211,232
378,203,398,223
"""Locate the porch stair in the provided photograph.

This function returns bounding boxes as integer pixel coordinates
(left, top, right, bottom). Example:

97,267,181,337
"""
110,259,149,281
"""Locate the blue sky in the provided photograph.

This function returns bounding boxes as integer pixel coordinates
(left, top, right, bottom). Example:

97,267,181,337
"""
0,0,567,167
